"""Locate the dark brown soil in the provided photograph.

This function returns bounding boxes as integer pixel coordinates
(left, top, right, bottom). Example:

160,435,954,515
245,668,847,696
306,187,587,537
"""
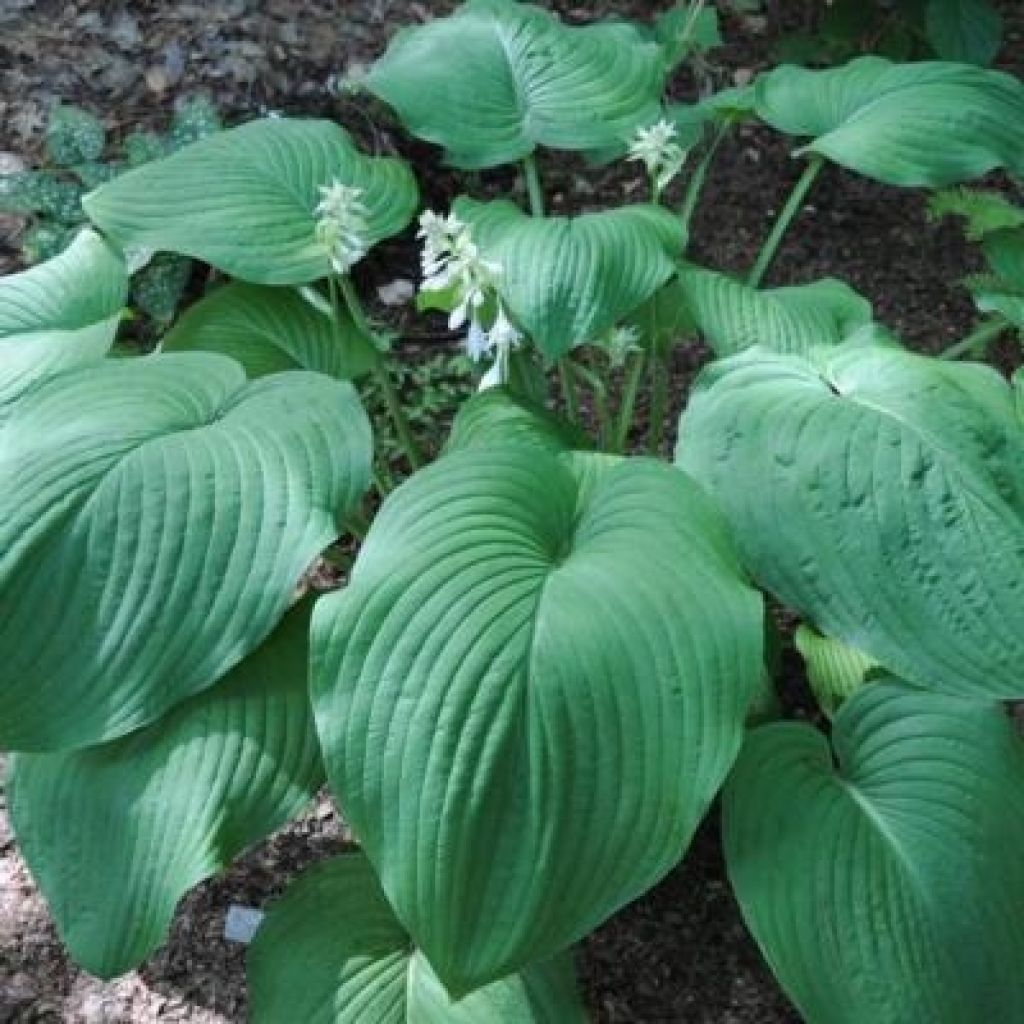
2,2,1022,1022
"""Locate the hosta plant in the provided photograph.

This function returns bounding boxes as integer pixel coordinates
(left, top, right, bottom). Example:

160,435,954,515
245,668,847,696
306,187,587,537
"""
3,2,1024,1021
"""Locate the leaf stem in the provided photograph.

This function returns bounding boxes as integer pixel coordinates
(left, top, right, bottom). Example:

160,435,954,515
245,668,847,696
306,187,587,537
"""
612,350,646,453
680,120,730,238
646,352,669,456
558,358,580,423
940,316,1009,360
335,274,424,471
746,155,824,288
523,153,546,218
569,360,610,447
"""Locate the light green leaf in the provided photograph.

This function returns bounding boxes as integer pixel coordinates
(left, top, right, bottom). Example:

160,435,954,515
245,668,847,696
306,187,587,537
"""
975,290,1024,330
365,0,666,169
0,229,127,415
311,446,763,990
928,188,1024,240
655,3,723,68
9,603,323,978
677,340,1024,698
793,624,879,718
248,854,587,1022
84,119,419,285
677,266,873,357
0,353,371,751
925,0,1002,65
457,198,685,360
725,681,1024,1023
982,227,1024,288
445,391,588,455
753,57,1024,185
162,282,378,380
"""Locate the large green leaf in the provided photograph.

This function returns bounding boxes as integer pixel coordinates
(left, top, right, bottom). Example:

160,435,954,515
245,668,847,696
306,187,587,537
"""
0,353,371,751
752,57,1024,186
445,391,587,456
311,445,763,990
9,603,322,978
456,198,685,360
365,0,666,169
84,119,418,285
725,681,1024,1023
677,341,1024,698
676,266,873,357
248,854,587,1022
162,282,378,379
0,229,126,415
925,0,1002,65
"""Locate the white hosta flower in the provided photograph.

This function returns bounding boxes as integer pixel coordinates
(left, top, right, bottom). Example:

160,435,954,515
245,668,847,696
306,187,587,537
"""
604,324,641,368
417,209,503,330
628,118,686,194
314,180,369,274
467,303,523,392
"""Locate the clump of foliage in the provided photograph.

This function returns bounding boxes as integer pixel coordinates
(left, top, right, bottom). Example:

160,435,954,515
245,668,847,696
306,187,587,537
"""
0,95,221,327
2,1,1024,1021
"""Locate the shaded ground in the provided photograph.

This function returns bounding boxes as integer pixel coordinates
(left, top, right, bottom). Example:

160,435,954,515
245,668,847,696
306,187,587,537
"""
2,1,1022,1022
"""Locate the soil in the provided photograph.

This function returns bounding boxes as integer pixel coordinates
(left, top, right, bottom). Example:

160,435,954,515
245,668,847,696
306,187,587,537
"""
2,2,1022,1022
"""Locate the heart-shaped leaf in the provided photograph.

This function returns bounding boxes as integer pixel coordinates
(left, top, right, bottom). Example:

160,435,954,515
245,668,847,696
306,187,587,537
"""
312,445,763,990
677,341,1024,698
9,602,323,978
0,229,126,415
925,0,1002,66
365,0,667,169
752,57,1024,185
677,266,873,357
84,119,419,285
457,198,685,360
162,282,378,380
0,353,371,751
725,681,1024,1023
248,853,587,1022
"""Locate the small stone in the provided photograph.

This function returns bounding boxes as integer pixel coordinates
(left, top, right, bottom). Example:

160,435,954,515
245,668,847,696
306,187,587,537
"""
145,67,170,94
377,278,415,307
224,905,265,944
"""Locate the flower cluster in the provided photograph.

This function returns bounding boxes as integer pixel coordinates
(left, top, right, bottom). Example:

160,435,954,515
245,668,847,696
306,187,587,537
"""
418,210,521,389
628,119,686,195
314,180,369,275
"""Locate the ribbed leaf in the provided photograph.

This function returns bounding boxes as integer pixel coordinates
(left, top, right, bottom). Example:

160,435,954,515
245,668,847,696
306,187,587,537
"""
162,282,378,380
456,198,685,359
677,266,873,357
312,445,763,990
982,227,1024,287
0,229,126,415
9,603,323,978
925,0,1002,65
753,57,1024,185
248,854,587,1023
793,625,878,718
677,341,1024,698
445,391,587,456
0,354,371,751
365,0,666,169
84,119,418,285
928,188,1024,240
725,681,1024,1023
